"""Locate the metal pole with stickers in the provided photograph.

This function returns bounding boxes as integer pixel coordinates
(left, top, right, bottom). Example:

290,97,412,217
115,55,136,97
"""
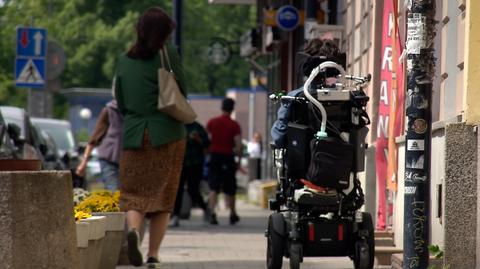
403,0,436,268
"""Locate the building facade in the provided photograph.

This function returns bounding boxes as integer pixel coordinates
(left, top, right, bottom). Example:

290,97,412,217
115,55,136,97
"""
251,0,479,267
342,0,480,267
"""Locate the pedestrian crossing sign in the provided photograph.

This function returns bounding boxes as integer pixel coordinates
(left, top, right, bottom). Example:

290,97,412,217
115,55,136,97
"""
15,27,47,89
15,58,45,88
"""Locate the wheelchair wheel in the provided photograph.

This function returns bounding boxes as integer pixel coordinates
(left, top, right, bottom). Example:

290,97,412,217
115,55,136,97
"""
289,242,302,269
353,240,369,269
266,214,285,269
353,212,375,269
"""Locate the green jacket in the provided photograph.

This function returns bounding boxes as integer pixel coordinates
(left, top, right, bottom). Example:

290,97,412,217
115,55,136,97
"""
114,46,187,149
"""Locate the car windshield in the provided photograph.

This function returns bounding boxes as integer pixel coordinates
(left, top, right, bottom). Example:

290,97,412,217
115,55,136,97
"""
33,121,75,153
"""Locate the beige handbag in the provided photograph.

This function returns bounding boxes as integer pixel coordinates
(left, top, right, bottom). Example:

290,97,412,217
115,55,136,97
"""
157,48,197,124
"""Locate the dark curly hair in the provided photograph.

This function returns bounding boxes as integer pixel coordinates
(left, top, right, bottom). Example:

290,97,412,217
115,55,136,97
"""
127,7,176,60
304,39,341,59
300,39,344,77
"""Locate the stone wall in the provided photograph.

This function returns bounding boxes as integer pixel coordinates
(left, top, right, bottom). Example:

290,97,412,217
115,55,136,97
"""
444,123,477,269
0,171,79,269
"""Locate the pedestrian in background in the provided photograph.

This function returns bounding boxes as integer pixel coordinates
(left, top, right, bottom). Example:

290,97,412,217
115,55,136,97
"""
170,121,210,227
114,7,187,268
206,98,242,225
247,131,262,181
76,99,123,191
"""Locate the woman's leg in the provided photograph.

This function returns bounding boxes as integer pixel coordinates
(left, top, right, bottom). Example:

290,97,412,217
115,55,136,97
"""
127,210,144,230
126,210,145,266
147,212,170,258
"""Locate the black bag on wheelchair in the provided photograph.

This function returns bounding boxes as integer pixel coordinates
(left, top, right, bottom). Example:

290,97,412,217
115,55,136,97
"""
306,137,354,189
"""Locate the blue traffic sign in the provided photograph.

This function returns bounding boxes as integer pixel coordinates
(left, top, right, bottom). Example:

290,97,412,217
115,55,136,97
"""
15,27,47,88
15,58,45,88
16,27,47,57
276,5,300,31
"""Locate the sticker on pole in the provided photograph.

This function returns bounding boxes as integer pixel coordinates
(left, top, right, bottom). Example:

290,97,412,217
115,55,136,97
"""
406,13,426,55
405,186,417,195
407,139,425,151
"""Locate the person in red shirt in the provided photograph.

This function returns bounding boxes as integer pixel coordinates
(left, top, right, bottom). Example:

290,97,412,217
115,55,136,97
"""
206,98,242,225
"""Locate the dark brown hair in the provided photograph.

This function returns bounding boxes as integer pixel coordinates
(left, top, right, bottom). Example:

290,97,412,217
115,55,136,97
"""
300,39,343,77
127,7,176,60
221,98,235,113
303,39,340,58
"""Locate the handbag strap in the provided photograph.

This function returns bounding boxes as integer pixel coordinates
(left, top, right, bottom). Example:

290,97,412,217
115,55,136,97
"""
159,48,172,71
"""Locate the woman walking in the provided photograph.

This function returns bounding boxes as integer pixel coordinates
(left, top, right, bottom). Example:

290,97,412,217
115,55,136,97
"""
114,7,187,268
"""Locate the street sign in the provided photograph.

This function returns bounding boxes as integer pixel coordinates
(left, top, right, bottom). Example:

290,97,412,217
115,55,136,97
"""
276,5,300,31
15,27,47,89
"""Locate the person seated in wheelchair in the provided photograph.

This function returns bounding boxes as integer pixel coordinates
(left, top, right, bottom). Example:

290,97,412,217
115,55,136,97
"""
270,39,370,206
266,39,375,269
271,39,343,150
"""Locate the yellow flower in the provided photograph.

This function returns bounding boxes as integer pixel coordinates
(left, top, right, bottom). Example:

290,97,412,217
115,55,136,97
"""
75,192,120,213
113,190,120,202
74,209,92,222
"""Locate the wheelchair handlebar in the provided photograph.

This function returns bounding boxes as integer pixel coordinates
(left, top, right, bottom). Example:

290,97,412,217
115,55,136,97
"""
269,94,306,102
340,74,371,84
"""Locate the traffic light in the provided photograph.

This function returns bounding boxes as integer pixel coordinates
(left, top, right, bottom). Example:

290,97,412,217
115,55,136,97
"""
240,28,260,57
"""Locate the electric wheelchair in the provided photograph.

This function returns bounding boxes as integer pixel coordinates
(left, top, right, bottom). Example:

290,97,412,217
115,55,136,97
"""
266,61,374,269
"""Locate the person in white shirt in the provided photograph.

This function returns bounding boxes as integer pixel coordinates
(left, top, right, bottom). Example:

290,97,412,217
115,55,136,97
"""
247,132,262,180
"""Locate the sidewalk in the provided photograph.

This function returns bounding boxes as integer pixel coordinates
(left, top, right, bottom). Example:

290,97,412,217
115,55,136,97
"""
117,199,389,269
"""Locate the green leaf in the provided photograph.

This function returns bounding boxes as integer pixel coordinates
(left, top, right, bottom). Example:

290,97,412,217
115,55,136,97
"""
434,250,444,259
428,244,440,253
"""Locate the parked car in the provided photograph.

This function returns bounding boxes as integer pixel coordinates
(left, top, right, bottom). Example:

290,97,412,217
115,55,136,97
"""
31,117,85,187
0,106,45,162
0,109,20,160
35,127,66,170
31,117,79,167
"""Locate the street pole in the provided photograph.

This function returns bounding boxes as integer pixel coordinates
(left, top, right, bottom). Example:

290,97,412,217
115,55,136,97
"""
403,0,436,268
173,0,183,57
327,0,337,25
305,0,316,20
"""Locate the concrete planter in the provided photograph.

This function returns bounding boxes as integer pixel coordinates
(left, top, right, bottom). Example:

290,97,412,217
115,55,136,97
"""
79,216,106,269
0,171,79,268
75,222,90,269
92,212,126,269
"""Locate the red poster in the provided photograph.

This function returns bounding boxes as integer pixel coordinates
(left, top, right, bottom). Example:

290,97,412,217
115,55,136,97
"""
375,0,404,230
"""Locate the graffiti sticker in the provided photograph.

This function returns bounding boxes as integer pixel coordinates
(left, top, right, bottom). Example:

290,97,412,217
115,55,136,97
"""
406,154,425,169
412,119,427,134
405,171,428,183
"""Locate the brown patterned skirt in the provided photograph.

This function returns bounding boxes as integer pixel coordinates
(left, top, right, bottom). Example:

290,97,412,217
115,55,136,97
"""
119,130,186,214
